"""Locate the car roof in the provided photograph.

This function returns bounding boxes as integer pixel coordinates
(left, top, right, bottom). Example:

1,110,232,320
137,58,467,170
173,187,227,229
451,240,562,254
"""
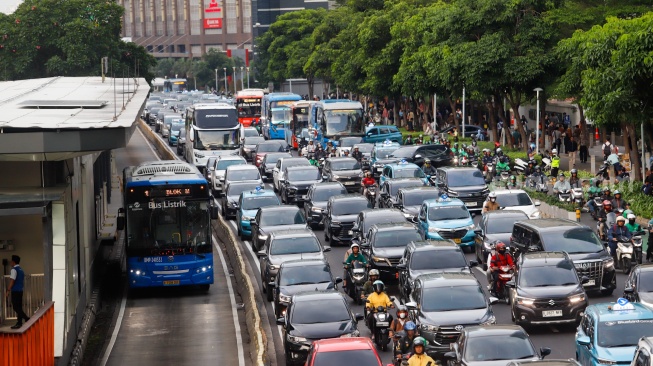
372,222,418,231
361,208,404,217
438,166,480,172
521,251,570,266
226,182,260,191
464,325,528,337
329,194,368,202
423,197,465,207
226,164,258,171
387,178,424,186
270,229,315,238
635,264,653,273
587,302,653,320
328,157,358,163
312,182,346,190
285,165,318,172
516,218,589,232
386,162,420,169
400,187,439,194
263,152,292,159
280,259,329,268
417,272,478,287
280,157,309,163
492,189,529,196
483,210,528,218
217,155,246,161
410,240,460,251
259,205,301,213
313,337,375,352
242,189,276,198
508,360,581,366
292,290,346,302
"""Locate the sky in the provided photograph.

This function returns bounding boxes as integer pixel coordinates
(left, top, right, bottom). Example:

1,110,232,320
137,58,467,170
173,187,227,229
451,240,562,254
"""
0,0,23,15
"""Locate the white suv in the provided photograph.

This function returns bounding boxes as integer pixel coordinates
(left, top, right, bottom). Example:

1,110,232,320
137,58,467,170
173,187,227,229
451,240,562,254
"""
210,155,246,196
484,188,541,218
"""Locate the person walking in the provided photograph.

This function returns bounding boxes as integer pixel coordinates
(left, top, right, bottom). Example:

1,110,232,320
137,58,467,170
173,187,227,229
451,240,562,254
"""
602,138,612,161
553,127,562,154
407,110,415,131
568,136,578,168
6,255,30,329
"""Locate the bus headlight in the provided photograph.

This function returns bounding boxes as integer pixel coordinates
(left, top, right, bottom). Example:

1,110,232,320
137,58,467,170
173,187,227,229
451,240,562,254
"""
130,269,145,276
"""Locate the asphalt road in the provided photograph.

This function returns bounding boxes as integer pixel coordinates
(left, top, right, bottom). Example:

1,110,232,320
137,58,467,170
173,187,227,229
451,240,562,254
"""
148,124,634,365
100,128,248,366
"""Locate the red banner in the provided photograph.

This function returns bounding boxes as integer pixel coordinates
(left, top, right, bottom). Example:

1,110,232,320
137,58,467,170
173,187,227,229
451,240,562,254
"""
205,0,221,12
203,18,222,29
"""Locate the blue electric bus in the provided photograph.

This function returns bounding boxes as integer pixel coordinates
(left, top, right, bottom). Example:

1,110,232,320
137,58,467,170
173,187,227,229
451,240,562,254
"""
118,160,217,289
261,93,302,140
164,78,188,93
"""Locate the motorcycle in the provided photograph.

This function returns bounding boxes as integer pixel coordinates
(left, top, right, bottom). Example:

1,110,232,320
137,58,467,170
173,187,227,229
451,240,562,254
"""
484,162,495,183
343,260,367,306
493,265,514,303
632,230,645,266
514,158,528,173
596,161,610,181
572,187,584,207
589,195,603,220
497,170,510,184
615,235,634,274
527,174,548,193
541,157,552,174
366,301,393,351
365,185,378,208
556,189,571,202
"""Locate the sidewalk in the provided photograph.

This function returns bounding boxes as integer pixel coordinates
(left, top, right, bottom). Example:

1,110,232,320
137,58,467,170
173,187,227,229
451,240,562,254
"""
556,143,624,173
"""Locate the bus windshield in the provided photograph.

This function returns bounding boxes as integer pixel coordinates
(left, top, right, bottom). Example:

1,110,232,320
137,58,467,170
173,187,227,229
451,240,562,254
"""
325,109,364,136
194,129,240,150
164,79,187,93
236,98,262,117
126,200,211,257
271,108,292,125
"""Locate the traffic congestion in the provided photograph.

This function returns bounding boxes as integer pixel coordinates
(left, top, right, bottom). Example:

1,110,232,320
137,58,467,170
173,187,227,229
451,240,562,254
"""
140,89,653,366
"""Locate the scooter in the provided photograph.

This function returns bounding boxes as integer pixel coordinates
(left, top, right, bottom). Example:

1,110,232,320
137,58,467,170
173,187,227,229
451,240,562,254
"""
541,158,552,174
493,265,514,303
514,158,528,173
343,260,367,306
365,185,378,208
484,162,495,183
556,189,571,202
596,161,610,181
497,170,511,184
615,235,634,274
572,187,584,207
367,301,393,351
632,230,645,265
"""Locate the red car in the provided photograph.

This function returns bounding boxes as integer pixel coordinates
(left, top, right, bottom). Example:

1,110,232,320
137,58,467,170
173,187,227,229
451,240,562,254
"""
304,337,383,366
254,140,287,167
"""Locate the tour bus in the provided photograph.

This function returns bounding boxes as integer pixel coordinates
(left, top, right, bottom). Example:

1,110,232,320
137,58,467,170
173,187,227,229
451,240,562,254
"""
164,78,188,93
288,101,317,149
260,92,302,139
313,100,365,148
118,160,217,289
184,103,241,173
235,89,265,127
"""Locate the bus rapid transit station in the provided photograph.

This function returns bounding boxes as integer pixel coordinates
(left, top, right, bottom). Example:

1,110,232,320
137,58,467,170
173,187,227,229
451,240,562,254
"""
0,76,148,365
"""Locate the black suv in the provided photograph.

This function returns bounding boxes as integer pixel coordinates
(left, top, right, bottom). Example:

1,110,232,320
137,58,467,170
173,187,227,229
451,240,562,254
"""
396,186,441,222
321,157,363,193
510,219,616,296
303,182,347,228
352,209,407,245
397,240,478,301
323,195,371,245
362,223,422,280
379,178,425,209
259,152,292,181
388,144,452,167
221,181,261,219
433,166,489,211
405,272,497,359
280,165,322,204
508,251,589,327
475,210,529,270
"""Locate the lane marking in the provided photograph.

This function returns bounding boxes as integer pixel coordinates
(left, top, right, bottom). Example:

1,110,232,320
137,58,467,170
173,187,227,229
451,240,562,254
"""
100,295,127,366
213,235,246,366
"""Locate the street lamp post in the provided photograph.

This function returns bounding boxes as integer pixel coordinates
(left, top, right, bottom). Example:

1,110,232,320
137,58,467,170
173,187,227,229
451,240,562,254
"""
534,87,543,155
223,68,227,92
240,67,244,90
246,67,250,88
462,85,466,137
232,67,236,94
214,69,218,93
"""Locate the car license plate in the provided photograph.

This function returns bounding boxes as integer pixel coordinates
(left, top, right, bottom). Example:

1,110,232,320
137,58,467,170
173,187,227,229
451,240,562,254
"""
542,310,563,317
453,238,462,244
465,202,478,207
302,195,307,199
344,182,355,185
376,321,389,327
348,230,354,235
583,280,595,287
163,280,180,286
376,168,383,172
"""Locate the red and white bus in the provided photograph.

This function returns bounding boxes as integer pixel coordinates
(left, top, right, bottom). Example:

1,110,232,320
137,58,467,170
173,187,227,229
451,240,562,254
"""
235,89,265,127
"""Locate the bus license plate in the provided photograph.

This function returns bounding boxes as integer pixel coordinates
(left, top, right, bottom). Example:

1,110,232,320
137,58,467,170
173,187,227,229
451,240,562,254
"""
583,280,595,287
542,310,562,317
453,238,462,244
465,202,478,207
163,280,180,286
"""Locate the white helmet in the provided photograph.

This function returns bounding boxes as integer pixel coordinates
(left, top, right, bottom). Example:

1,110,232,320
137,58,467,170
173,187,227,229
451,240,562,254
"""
369,269,380,276
616,216,626,222
627,214,636,220
489,192,497,198
350,243,360,250
552,149,557,154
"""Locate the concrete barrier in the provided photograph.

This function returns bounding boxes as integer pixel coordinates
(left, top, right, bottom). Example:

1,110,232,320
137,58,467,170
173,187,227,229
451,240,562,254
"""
137,119,267,365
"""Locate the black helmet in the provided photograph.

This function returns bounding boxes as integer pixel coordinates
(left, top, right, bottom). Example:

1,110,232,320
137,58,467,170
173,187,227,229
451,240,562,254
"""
373,280,385,293
535,166,541,172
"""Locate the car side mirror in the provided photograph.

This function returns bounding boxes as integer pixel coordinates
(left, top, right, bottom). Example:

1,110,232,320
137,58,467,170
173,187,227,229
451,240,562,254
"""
624,286,634,293
210,206,219,220
256,251,267,258
360,243,370,249
540,347,552,359
396,263,406,270
469,260,478,267
116,208,125,231
534,200,541,206
276,317,285,326
322,175,328,180
405,301,417,310
335,277,343,284
489,296,500,305
505,280,516,288
414,154,422,159
355,313,364,321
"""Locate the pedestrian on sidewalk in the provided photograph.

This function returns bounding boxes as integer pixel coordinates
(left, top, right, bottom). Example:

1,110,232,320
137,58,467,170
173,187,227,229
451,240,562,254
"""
602,138,612,161
6,255,30,329
553,127,562,153
568,136,578,168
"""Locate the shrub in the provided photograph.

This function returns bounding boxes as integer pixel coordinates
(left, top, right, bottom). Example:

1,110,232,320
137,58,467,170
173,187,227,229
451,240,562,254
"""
523,187,577,212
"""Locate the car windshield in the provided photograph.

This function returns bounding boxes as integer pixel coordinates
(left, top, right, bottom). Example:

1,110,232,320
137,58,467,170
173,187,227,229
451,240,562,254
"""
244,128,259,137
170,123,184,133
403,191,440,206
244,136,265,145
287,169,320,181
260,210,306,226
373,230,421,248
640,272,653,292
389,147,418,158
375,147,399,159
486,216,525,234
280,265,332,286
422,285,487,311
428,206,470,221
340,138,362,148
363,215,405,232
496,193,534,207
411,249,467,270
269,236,321,255
331,160,361,171
242,196,280,210
332,200,371,215
217,159,246,170
291,299,351,324
264,154,290,165
541,229,604,254
313,187,347,202
394,167,426,179
447,170,486,187
312,350,379,365
598,319,653,347
519,262,579,287
257,143,284,153
227,169,260,181
464,334,536,361
227,183,260,198
390,181,424,196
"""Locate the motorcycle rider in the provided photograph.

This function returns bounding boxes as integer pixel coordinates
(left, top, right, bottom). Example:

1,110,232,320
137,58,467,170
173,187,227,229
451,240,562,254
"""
551,149,561,177
585,179,604,218
406,337,437,366
625,213,642,233
523,159,536,176
466,145,476,162
482,192,500,213
361,269,380,298
597,200,614,240
422,159,437,176
610,190,630,211
394,321,418,364
352,146,364,162
344,243,368,288
482,149,493,166
489,241,515,297
365,280,395,338
314,144,326,160
553,173,571,194
506,175,518,189
362,171,377,197
306,140,316,155
470,140,480,155
607,216,633,268
451,143,460,156
569,169,581,188
496,156,510,174
495,147,504,158
389,306,409,338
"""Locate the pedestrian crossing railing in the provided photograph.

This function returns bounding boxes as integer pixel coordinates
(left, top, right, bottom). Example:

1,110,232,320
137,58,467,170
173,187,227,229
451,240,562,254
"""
1,274,45,321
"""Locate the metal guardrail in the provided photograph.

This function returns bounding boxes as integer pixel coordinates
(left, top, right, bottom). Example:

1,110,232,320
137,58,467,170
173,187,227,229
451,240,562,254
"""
1,274,45,320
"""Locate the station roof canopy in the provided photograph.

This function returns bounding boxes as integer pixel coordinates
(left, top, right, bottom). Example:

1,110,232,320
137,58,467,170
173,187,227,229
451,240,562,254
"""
0,76,149,161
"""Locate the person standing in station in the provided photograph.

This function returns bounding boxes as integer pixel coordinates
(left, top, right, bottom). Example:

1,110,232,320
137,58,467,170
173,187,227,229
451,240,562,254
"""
6,255,30,329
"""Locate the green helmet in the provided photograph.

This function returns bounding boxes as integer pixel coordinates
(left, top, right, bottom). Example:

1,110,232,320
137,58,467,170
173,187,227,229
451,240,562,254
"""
510,175,516,181
413,337,428,354
623,209,634,217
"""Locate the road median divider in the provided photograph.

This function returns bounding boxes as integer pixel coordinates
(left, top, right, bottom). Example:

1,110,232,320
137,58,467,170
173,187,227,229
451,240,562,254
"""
137,119,177,160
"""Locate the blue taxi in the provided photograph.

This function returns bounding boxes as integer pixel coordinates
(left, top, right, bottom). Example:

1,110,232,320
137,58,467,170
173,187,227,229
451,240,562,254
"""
237,187,280,239
416,196,477,251
576,298,653,366
379,159,428,185
371,140,401,177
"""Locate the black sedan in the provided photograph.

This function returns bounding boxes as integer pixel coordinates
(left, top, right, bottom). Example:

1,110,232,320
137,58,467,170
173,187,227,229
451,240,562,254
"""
280,166,322,205
221,182,261,220
259,152,292,181
475,210,529,270
362,222,422,279
396,186,441,222
241,136,265,161
379,178,425,209
323,195,371,245
303,182,347,228
278,291,363,366
623,263,653,307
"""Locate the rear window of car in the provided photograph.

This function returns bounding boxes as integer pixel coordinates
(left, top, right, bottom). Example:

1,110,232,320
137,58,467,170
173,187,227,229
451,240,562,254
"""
312,349,379,365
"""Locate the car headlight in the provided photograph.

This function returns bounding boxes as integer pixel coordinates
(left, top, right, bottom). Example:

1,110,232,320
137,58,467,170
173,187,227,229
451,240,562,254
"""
244,147,251,152
421,324,439,332
516,296,535,306
287,334,307,343
311,207,322,212
464,224,475,231
604,258,614,269
332,174,340,179
372,256,388,263
331,220,341,225
569,294,586,303
403,213,414,219
229,201,238,207
480,315,496,325
596,358,618,365
270,265,279,270
279,294,291,303
448,190,458,196
530,211,541,218
288,187,297,192
241,215,253,221
259,234,268,241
